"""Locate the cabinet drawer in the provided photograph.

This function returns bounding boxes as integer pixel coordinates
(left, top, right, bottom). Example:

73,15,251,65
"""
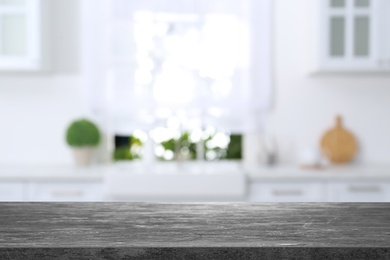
328,181,390,202
0,182,25,201
30,182,104,202
249,182,326,202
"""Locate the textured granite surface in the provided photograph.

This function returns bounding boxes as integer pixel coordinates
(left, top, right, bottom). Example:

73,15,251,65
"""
0,203,390,259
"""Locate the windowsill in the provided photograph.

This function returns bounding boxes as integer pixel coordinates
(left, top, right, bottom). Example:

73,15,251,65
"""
111,160,244,174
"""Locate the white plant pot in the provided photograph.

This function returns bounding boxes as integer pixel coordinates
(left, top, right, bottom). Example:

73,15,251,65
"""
72,147,95,166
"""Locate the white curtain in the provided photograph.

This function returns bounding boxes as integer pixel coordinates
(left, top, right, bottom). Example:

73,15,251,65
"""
82,0,273,134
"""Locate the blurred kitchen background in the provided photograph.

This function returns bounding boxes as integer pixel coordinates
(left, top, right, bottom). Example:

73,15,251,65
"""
1,0,390,202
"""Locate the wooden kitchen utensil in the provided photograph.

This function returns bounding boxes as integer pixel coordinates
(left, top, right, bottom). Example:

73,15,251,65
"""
320,115,357,164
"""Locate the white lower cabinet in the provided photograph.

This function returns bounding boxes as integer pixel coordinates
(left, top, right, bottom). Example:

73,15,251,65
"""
1,178,390,202
248,182,327,202
0,182,26,201
29,182,104,202
327,181,390,202
249,180,390,202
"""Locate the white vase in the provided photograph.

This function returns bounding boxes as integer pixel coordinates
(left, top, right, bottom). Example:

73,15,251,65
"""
298,147,322,168
72,147,95,166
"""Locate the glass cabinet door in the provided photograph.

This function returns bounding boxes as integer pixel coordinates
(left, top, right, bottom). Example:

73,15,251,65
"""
323,0,379,69
0,14,28,56
0,0,42,70
329,16,346,57
352,0,371,58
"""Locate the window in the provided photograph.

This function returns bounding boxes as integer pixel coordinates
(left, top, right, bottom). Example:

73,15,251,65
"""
82,0,273,163
113,130,243,162
132,11,247,105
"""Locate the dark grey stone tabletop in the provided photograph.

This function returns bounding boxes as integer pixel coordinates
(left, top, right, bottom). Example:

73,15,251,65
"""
0,203,390,259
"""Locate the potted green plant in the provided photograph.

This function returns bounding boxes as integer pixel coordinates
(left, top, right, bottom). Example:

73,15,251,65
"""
65,119,101,166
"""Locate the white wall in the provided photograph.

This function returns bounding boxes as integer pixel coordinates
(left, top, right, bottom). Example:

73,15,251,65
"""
0,0,87,164
273,0,390,165
1,0,390,165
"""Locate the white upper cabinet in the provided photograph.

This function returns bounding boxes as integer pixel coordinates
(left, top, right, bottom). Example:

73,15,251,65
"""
317,0,389,72
0,0,45,70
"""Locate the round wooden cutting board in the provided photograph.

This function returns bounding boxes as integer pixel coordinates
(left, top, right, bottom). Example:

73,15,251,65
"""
320,115,358,164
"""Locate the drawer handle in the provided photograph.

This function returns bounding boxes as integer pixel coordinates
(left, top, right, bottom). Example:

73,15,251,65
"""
348,185,381,193
50,190,84,197
272,190,303,196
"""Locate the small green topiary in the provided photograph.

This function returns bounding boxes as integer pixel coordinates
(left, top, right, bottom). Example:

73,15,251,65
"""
66,119,100,147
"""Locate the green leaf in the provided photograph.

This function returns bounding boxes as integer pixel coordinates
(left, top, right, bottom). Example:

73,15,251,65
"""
66,119,100,147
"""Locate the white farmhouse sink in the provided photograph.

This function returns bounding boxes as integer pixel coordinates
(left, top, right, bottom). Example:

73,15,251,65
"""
104,162,246,201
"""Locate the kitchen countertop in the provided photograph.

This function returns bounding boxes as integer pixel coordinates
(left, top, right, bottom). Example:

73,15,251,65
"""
1,164,390,182
1,203,390,259
0,165,107,181
246,165,390,181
